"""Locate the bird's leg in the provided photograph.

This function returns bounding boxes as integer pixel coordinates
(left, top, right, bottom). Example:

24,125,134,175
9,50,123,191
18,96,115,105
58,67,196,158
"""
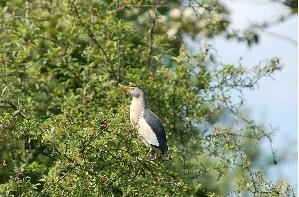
146,146,153,159
154,150,160,160
143,141,155,160
137,134,152,160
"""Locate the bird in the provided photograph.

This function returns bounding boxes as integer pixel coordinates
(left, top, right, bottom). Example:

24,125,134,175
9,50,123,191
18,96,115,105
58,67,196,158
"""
117,84,168,155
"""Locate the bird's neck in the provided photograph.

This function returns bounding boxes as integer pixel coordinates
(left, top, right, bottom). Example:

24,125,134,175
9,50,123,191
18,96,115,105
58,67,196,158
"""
132,96,147,108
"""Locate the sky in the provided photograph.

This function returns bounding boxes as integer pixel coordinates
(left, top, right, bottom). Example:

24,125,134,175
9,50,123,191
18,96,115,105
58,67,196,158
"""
212,0,298,192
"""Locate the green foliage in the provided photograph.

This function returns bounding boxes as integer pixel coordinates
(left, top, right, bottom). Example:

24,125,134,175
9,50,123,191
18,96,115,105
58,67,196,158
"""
0,0,295,196
38,113,188,196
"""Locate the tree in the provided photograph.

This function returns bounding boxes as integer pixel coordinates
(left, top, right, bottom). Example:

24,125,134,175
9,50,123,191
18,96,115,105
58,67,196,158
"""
0,0,295,196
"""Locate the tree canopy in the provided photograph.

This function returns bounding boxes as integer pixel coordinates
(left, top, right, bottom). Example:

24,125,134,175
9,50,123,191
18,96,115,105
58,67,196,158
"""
0,0,295,196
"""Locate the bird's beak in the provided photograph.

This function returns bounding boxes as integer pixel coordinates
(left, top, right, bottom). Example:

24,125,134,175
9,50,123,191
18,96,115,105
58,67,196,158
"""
117,84,131,92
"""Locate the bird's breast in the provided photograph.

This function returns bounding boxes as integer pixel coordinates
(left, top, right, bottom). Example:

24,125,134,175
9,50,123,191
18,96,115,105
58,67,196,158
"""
130,100,144,125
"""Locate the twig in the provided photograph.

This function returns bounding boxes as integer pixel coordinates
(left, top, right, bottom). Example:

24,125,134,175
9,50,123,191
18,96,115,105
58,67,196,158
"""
148,2,158,69
69,0,118,80
258,28,298,47
0,99,26,118
38,120,109,196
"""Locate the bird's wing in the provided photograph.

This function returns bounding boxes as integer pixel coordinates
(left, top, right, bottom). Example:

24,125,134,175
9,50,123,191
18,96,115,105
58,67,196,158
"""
138,109,168,153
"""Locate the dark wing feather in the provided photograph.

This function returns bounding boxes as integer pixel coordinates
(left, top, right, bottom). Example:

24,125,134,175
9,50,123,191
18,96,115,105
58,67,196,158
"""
143,109,168,154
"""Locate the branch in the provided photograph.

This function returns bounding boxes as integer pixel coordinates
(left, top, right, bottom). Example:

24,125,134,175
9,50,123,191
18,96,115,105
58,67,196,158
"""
69,0,118,81
148,4,158,69
0,99,26,118
258,28,298,47
123,2,215,12
221,90,278,165
250,12,298,46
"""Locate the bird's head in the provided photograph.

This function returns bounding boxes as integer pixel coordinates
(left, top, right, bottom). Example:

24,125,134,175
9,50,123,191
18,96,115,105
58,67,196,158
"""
117,84,144,98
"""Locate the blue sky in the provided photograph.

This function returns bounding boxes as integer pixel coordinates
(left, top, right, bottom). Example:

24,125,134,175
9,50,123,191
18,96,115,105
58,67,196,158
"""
213,0,298,191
